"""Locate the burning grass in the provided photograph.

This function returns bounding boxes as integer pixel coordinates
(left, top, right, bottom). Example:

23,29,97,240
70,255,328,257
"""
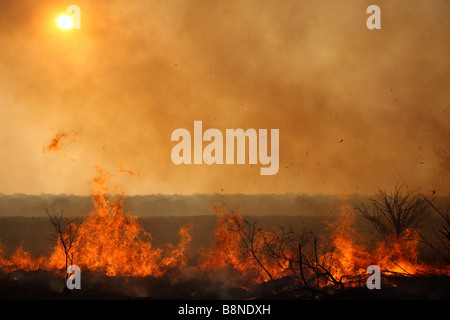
0,172,449,299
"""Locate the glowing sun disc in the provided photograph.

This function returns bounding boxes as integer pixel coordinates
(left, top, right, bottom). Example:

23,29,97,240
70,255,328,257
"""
56,14,74,29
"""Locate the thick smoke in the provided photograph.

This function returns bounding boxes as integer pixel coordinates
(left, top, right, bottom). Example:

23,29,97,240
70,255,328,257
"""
0,0,448,195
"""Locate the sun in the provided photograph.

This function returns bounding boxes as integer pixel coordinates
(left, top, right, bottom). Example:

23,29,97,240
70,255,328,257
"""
56,14,74,30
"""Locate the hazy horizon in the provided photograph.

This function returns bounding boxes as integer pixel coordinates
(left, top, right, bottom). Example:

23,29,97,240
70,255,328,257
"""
0,192,353,217
0,192,448,218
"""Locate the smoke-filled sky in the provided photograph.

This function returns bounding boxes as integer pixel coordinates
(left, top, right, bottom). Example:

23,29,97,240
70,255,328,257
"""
0,0,449,196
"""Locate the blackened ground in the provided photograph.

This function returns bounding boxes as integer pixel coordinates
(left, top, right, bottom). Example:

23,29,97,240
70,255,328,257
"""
0,269,449,300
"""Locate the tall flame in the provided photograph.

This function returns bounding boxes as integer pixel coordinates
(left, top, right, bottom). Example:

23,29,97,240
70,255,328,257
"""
327,197,427,283
200,206,290,285
1,165,192,278
48,165,192,277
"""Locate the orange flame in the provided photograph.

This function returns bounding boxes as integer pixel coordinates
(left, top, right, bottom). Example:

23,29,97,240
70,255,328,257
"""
1,165,192,278
0,188,447,291
118,162,140,178
43,131,78,153
0,242,45,273
327,197,429,284
47,165,192,277
200,206,243,271
200,206,290,285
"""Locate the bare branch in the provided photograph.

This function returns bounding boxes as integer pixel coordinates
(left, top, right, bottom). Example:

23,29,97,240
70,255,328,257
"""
46,208,84,276
355,184,428,242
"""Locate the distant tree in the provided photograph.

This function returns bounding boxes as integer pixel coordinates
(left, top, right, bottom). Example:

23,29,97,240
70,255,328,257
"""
355,184,428,243
46,209,84,277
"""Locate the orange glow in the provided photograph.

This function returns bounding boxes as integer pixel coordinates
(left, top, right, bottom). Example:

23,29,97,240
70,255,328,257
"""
43,131,78,153
56,14,74,30
46,165,192,277
0,186,447,289
326,197,430,284
0,165,192,278
200,206,290,285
